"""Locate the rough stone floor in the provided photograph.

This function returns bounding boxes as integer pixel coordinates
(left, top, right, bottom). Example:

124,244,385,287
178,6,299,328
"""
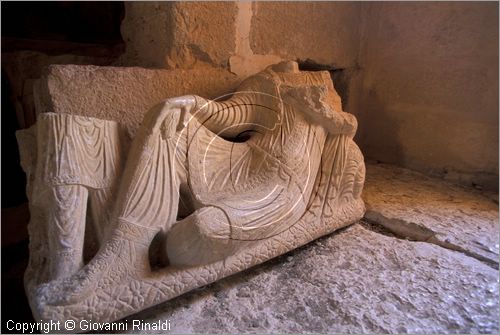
2,163,498,334
114,163,498,334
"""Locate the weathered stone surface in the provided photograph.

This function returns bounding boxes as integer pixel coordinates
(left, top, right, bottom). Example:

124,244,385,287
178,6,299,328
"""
2,51,116,129
121,223,499,334
20,62,366,327
118,2,237,69
350,2,498,190
228,2,282,78
250,2,362,69
167,2,238,69
363,163,499,267
118,2,362,75
35,64,241,136
117,2,172,68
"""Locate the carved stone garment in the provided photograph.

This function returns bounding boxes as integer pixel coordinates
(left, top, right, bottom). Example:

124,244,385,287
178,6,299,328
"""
18,114,126,284
182,69,339,244
36,113,125,188
17,61,366,328
188,86,326,240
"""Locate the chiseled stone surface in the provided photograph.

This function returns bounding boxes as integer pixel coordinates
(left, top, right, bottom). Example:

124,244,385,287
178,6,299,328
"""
250,2,362,69
2,50,116,129
363,162,499,266
34,64,241,136
118,2,361,72
121,223,498,334
118,2,238,69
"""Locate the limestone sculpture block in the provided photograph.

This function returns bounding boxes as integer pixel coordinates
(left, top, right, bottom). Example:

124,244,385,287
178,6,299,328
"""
17,61,366,328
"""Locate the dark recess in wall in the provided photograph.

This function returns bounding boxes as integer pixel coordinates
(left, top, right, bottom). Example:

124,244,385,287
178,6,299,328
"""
1,72,27,208
2,1,125,55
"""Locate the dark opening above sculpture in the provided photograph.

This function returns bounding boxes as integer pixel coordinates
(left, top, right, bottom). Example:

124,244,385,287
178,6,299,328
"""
17,61,366,327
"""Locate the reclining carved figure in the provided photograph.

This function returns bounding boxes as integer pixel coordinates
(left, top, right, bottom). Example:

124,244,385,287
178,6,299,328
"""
17,61,365,327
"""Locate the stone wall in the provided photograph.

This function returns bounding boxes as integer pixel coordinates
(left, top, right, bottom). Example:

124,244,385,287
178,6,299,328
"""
250,2,362,69
351,2,499,189
117,2,362,75
4,2,497,189
118,2,238,69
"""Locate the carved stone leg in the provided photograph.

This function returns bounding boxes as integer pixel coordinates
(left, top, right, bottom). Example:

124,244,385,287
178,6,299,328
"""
114,102,188,231
47,185,88,280
37,103,190,306
166,206,236,266
88,187,115,243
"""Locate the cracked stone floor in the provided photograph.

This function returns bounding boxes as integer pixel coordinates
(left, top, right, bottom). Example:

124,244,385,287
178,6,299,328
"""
2,162,498,334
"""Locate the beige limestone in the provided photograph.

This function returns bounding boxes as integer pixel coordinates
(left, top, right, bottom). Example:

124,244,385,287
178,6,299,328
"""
167,2,238,69
350,2,499,190
124,224,498,334
363,162,499,267
229,2,282,77
2,51,116,129
118,2,238,69
116,2,498,190
17,61,365,327
119,163,498,334
117,2,361,75
250,2,362,69
117,2,173,68
34,65,241,137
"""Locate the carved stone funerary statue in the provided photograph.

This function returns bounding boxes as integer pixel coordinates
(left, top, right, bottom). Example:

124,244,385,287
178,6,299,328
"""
17,61,365,328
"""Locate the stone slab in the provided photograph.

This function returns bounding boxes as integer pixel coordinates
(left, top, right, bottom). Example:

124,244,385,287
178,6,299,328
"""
34,65,241,136
2,50,116,129
119,223,498,334
363,163,499,266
